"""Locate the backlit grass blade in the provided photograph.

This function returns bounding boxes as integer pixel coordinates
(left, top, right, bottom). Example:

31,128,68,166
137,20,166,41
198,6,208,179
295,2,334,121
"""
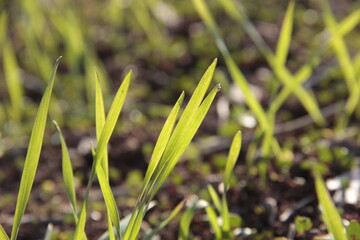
275,0,295,67
95,68,115,240
217,0,325,126
3,41,23,122
205,206,222,239
224,131,242,189
74,71,131,240
157,84,221,190
142,92,184,194
10,56,61,240
315,174,347,240
207,184,222,212
193,0,269,132
53,121,77,221
221,194,230,234
336,9,360,39
95,162,121,239
0,225,9,240
123,61,218,240
124,92,184,238
321,0,359,118
142,200,185,240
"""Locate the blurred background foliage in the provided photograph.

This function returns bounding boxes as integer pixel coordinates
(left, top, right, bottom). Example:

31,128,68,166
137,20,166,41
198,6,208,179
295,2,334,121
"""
1,0,360,239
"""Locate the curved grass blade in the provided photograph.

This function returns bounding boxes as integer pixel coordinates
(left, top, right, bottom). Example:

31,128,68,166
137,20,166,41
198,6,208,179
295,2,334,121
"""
0,225,9,240
74,71,131,240
10,56,61,240
275,0,295,67
95,68,115,240
224,131,242,190
207,184,222,212
315,174,347,240
53,121,78,221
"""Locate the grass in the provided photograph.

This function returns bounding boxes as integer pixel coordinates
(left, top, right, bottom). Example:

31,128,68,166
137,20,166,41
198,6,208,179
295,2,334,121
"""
1,0,360,239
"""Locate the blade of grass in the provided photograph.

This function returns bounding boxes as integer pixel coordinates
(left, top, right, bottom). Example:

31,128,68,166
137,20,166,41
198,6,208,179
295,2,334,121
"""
315,174,347,240
321,0,359,119
193,0,270,133
0,225,9,240
124,92,184,239
95,68,115,240
124,61,218,240
207,184,222,212
275,0,295,67
224,131,242,189
53,121,78,221
10,56,61,240
205,206,222,239
74,71,131,240
3,40,23,122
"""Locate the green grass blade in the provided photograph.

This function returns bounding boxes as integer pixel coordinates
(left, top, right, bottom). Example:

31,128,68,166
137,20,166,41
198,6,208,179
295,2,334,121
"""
157,84,221,190
337,9,360,38
221,194,230,235
0,225,9,240
10,56,61,240
193,0,269,132
75,71,131,240
74,202,88,240
53,121,78,221
124,62,218,240
96,163,121,239
96,70,131,166
3,41,23,122
275,0,295,67
142,200,186,240
224,131,242,189
315,174,347,240
123,92,184,239
95,68,115,240
205,206,222,239
142,92,184,193
207,184,222,212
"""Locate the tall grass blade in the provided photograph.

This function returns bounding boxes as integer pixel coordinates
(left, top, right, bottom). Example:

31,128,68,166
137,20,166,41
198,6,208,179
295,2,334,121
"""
193,0,269,132
207,184,222,212
3,41,23,122
224,131,242,189
124,61,218,240
205,206,222,239
124,92,184,239
315,174,347,240
95,68,115,240
275,0,295,67
10,56,61,240
0,225,9,240
53,121,78,221
75,71,131,240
